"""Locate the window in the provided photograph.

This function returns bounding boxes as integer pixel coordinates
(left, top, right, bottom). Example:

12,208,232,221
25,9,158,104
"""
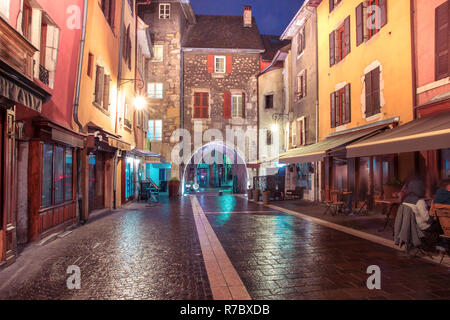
94,66,111,111
266,129,273,145
194,92,209,119
232,94,243,118
152,45,163,62
435,1,449,80
291,118,305,147
148,83,163,99
265,94,273,109
329,0,343,13
87,53,94,78
296,71,307,99
330,16,350,66
365,67,381,117
38,15,60,88
101,0,115,27
0,0,9,19
123,24,132,70
330,84,351,128
215,56,226,73
159,3,170,19
147,120,162,141
22,2,32,41
127,0,134,16
41,144,74,208
297,27,305,56
356,0,387,46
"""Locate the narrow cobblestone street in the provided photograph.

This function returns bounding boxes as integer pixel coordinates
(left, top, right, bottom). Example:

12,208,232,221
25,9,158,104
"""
0,195,449,300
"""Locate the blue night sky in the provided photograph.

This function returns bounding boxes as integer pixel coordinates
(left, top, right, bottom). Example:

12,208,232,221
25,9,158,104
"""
190,0,305,36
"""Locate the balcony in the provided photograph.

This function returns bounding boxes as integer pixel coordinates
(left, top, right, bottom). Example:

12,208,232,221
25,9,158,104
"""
39,64,50,86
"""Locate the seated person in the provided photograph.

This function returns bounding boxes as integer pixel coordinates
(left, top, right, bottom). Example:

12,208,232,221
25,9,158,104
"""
402,178,439,234
433,179,450,205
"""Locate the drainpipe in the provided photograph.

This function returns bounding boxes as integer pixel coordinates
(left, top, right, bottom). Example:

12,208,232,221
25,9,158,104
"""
73,0,88,132
180,49,184,180
113,0,126,209
410,0,418,119
314,12,320,202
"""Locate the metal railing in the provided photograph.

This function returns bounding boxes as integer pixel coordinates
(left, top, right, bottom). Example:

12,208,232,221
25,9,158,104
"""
39,64,49,86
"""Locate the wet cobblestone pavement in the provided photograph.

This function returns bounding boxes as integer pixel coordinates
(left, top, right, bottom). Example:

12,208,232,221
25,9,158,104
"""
0,197,212,300
201,195,450,300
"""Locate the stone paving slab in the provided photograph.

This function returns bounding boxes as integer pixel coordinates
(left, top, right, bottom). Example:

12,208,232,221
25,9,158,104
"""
0,197,212,300
203,195,450,300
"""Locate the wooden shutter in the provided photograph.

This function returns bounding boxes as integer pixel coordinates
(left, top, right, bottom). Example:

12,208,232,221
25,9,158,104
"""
297,75,303,97
207,55,214,73
110,0,116,28
344,16,351,57
379,0,387,28
356,3,364,46
103,74,111,110
435,1,449,80
194,93,201,118
344,84,351,123
226,55,233,73
329,31,335,66
224,92,231,119
330,92,336,128
365,72,372,116
202,93,209,118
329,0,334,13
95,66,104,104
242,92,246,118
302,27,306,51
372,67,380,114
303,71,307,98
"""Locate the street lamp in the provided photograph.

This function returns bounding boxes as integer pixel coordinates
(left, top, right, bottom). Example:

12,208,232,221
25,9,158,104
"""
134,96,147,110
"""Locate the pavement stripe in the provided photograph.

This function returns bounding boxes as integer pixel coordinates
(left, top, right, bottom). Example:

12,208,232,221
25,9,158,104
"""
190,195,251,300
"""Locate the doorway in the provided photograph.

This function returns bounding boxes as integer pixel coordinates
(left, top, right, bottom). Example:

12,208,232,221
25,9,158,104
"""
88,153,105,212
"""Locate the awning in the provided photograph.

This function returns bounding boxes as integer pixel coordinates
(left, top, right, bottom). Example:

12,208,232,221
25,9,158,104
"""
280,126,388,164
347,111,450,158
256,154,280,164
128,148,161,162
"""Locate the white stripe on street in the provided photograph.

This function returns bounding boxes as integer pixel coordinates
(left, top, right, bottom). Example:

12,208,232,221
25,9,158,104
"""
190,195,251,300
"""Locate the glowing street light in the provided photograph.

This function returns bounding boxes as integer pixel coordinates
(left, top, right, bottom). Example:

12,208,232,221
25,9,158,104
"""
134,96,147,110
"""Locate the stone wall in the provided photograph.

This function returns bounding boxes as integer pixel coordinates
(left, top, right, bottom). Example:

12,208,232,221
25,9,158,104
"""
183,51,260,163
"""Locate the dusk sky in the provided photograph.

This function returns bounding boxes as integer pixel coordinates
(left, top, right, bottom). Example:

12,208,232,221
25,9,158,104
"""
190,0,305,36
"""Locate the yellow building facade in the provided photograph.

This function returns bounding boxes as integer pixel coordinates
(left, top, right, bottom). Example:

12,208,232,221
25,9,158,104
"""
317,0,414,140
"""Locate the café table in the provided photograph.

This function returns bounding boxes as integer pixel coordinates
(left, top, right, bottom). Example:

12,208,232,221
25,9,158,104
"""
375,198,401,232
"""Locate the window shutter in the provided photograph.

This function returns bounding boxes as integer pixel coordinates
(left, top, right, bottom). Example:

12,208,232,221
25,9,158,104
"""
103,74,111,110
95,66,104,104
435,1,449,80
344,84,351,123
330,92,336,128
207,55,214,73
202,93,209,118
224,92,231,119
242,92,246,118
372,67,380,114
298,75,303,97
365,71,372,116
379,0,387,28
329,0,334,13
329,31,335,66
194,93,201,118
302,27,306,51
344,16,351,57
111,0,116,28
226,55,233,73
303,71,307,97
356,3,364,46
45,26,60,73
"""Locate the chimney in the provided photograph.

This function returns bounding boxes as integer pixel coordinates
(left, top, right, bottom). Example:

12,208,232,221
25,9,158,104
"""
243,6,252,28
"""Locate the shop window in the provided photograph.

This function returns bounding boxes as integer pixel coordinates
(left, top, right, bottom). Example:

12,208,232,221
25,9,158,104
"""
41,144,74,208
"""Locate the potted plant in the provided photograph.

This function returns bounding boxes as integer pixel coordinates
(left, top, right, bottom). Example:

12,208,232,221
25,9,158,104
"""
253,189,261,202
262,188,270,205
383,177,403,200
168,177,181,198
